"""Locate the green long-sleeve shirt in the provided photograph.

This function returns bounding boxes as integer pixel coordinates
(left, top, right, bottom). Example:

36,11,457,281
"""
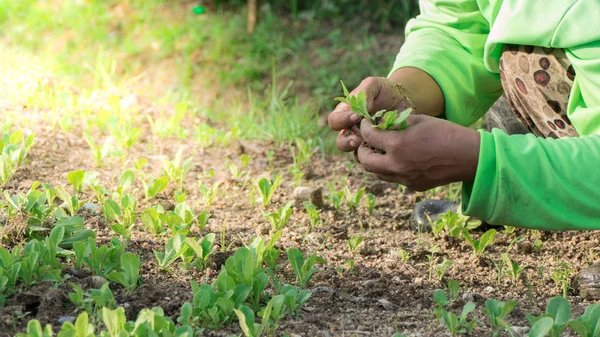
390,0,600,230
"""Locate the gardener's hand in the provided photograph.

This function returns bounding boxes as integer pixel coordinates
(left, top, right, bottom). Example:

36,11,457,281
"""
328,76,416,152
329,68,445,153
356,115,480,191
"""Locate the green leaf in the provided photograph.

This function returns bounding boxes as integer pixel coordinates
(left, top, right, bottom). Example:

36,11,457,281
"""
546,296,571,327
67,170,85,193
102,307,126,336
234,305,256,337
121,252,140,290
529,317,554,337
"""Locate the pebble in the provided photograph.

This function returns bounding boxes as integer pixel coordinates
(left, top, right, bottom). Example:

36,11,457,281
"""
89,276,107,289
362,279,379,287
293,186,324,209
83,203,99,211
377,298,396,310
123,302,131,309
461,292,474,302
164,297,171,301
58,316,76,324
413,277,424,286
512,326,529,336
484,286,495,294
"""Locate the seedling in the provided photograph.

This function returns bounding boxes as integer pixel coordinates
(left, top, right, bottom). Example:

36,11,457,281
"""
141,205,168,237
432,211,480,238
280,284,312,317
181,233,216,270
503,254,527,285
335,81,412,131
440,302,478,336
288,248,324,288
103,194,137,240
66,170,85,194
264,201,294,232
568,303,600,337
347,236,363,254
435,258,454,281
162,146,194,189
199,181,220,207
303,202,320,227
526,296,572,337
345,187,365,211
365,193,376,215
398,248,411,263
325,189,344,211
142,176,169,200
256,175,283,207
463,229,497,257
290,137,317,170
55,186,84,217
484,299,518,337
108,252,141,294
154,234,188,271
336,259,356,277
551,262,575,297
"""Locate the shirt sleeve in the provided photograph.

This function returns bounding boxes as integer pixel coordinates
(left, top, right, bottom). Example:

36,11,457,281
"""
462,130,600,230
390,0,503,126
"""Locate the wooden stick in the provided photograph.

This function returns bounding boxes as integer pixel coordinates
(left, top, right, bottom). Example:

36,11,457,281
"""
247,0,257,34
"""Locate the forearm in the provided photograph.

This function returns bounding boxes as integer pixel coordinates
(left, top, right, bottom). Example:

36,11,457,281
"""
389,67,445,117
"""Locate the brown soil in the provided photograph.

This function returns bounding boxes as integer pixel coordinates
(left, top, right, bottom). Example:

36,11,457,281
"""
1,97,600,337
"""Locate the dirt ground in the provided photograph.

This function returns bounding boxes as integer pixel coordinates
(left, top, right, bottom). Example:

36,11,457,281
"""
1,94,600,337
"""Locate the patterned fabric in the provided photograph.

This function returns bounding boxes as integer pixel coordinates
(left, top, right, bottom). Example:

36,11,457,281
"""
500,45,578,138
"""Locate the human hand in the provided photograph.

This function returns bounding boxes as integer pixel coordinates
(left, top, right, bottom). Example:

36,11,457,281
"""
328,77,416,152
356,115,480,191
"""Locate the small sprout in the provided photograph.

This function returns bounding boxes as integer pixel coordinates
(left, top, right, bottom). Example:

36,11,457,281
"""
347,236,363,254
463,229,497,257
199,181,221,207
484,298,518,335
256,175,283,207
551,262,575,297
264,201,294,232
398,248,411,263
365,193,376,215
502,254,527,285
345,187,365,211
303,202,320,227
66,170,85,193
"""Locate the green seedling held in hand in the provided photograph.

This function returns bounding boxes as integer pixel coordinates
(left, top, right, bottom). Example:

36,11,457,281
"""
335,81,412,131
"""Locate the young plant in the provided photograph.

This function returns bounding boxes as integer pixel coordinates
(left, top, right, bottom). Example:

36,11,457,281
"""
141,205,168,237
345,187,365,211
347,236,363,254
55,186,85,217
264,201,294,232
142,176,169,200
199,181,220,207
256,175,283,207
66,170,85,194
527,296,572,337
432,211,480,238
235,299,277,337
288,248,324,288
162,146,194,189
503,254,527,285
463,229,497,257
435,258,454,281
108,252,141,294
335,81,412,131
397,248,411,263
440,302,478,336
568,304,600,337
365,193,376,215
484,299,518,337
303,202,320,227
551,262,575,297
280,285,312,317
103,194,137,240
182,233,216,270
154,234,188,271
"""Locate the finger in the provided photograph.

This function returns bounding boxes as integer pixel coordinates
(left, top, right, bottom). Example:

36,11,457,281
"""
328,102,362,131
356,145,394,175
336,129,362,152
360,118,402,153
